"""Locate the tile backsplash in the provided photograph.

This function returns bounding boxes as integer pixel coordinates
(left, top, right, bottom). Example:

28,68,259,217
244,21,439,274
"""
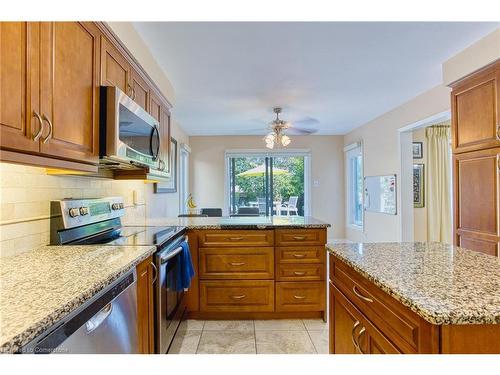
0,162,148,257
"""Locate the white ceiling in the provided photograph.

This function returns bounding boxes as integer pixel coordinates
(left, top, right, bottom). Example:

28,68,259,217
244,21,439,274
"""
133,22,499,135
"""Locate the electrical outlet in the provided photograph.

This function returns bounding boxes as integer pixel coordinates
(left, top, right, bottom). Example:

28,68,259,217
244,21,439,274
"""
313,180,320,187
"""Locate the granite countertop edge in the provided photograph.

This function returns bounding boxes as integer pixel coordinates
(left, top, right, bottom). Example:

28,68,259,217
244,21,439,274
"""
326,244,499,326
0,245,156,354
183,223,331,229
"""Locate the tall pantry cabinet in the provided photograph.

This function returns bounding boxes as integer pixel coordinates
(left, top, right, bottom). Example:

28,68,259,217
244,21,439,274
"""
451,60,500,257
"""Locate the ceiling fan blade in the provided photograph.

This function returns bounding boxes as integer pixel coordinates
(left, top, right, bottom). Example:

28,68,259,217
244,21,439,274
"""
292,117,320,127
287,127,318,135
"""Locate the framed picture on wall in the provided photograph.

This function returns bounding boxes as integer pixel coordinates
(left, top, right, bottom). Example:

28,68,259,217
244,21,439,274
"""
412,142,423,159
154,137,178,194
413,163,424,208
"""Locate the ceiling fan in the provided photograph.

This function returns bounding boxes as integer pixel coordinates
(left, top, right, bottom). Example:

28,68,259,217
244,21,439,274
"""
260,107,319,149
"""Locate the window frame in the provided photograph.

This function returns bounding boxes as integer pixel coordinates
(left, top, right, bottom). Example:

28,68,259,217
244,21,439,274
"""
345,142,364,230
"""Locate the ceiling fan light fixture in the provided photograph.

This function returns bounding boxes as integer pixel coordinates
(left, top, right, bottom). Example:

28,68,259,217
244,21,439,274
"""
281,135,291,146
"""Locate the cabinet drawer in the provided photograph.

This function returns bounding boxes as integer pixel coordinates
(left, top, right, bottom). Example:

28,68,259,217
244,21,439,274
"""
200,280,274,312
276,263,324,281
198,230,274,247
275,229,326,246
275,281,325,312
276,246,325,263
332,257,429,353
199,247,274,280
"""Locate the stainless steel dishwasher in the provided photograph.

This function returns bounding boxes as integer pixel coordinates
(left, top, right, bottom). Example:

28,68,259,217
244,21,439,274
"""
23,270,138,354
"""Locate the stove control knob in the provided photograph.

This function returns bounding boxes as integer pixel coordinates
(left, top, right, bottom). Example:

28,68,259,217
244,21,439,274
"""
119,203,124,209
79,207,89,216
111,203,121,210
68,208,80,218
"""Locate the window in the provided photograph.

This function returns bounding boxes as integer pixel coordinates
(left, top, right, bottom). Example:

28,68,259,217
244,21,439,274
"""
225,150,311,217
345,142,363,228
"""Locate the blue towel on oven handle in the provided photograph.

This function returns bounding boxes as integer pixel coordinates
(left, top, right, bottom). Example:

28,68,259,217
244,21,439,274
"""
177,241,195,291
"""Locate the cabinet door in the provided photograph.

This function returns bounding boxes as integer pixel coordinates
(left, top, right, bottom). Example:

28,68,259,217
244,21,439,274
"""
451,62,500,154
331,284,401,354
137,256,155,354
454,148,500,256
100,36,130,94
0,22,39,152
130,68,149,111
39,22,99,163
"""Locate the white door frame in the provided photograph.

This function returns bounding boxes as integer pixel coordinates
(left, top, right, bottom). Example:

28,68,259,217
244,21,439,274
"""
397,110,451,241
224,149,312,217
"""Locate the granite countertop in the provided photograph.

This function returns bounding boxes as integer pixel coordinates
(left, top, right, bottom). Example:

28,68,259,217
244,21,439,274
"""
140,215,331,229
0,244,156,353
326,242,500,325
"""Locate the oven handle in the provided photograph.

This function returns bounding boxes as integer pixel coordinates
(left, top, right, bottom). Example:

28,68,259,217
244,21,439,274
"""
159,245,184,264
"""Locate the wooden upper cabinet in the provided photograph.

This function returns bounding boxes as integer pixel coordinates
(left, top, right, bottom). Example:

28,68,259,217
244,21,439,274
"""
454,147,500,256
100,35,130,94
451,62,500,154
130,68,149,111
38,22,99,164
0,22,39,153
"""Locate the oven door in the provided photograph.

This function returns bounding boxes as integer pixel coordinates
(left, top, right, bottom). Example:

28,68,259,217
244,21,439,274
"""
103,86,162,170
154,240,186,354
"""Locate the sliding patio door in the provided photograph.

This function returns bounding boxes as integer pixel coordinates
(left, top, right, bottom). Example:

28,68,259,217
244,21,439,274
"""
227,153,306,216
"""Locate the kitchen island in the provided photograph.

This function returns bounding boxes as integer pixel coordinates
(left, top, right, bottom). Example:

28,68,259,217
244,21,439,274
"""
168,216,331,321
327,242,500,354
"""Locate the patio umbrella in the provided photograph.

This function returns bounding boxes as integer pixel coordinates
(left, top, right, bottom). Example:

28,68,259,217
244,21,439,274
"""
237,164,289,177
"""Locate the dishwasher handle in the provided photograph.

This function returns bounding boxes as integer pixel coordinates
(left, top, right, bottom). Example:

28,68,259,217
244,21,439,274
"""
85,303,113,334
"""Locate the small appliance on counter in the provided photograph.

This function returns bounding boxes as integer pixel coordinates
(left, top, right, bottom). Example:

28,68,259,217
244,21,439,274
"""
43,197,189,354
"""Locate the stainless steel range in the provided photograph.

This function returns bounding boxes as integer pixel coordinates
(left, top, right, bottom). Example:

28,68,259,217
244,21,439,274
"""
48,197,188,354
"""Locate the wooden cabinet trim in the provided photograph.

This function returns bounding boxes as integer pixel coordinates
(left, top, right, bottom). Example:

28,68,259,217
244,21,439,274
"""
136,256,154,353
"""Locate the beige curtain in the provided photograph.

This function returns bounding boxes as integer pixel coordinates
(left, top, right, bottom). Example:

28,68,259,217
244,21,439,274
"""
425,125,451,243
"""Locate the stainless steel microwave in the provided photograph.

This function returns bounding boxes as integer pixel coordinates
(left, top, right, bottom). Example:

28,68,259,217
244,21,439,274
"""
99,86,168,177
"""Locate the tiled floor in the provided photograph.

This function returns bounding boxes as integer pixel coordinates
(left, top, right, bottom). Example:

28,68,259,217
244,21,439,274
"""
168,319,329,354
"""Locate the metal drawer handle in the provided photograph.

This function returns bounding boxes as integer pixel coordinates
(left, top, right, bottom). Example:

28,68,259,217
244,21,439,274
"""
293,271,306,276
497,125,500,141
41,114,53,143
293,236,306,240
229,262,246,266
32,111,44,141
230,294,246,300
292,253,306,258
351,321,361,351
356,327,366,354
151,262,158,284
293,295,306,299
228,237,244,241
352,285,373,303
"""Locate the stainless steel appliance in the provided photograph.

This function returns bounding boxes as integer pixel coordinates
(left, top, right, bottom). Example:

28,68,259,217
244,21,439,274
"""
99,86,168,178
23,270,138,354
49,197,188,354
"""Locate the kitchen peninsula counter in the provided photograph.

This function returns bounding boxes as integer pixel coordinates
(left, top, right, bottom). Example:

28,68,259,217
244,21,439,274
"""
0,244,156,353
327,242,500,353
142,215,331,229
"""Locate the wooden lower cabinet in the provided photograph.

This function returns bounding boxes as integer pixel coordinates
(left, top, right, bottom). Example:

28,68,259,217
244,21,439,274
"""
188,228,328,319
329,254,500,354
330,283,401,354
136,256,155,354
200,280,274,312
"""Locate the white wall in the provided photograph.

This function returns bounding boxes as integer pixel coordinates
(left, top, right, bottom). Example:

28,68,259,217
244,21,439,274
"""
344,85,450,242
189,135,345,239
443,28,500,86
